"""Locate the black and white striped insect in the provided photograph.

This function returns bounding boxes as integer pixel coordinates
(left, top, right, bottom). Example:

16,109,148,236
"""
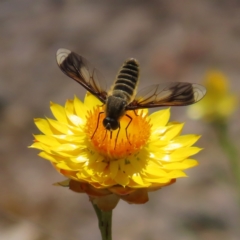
56,49,206,143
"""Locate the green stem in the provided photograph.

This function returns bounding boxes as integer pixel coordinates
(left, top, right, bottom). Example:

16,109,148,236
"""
91,202,112,240
213,121,240,189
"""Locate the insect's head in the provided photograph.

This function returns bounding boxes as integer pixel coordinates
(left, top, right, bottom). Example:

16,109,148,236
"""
103,117,119,131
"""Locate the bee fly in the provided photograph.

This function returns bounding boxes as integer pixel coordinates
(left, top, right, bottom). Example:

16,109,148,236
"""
101,58,139,144
56,49,206,146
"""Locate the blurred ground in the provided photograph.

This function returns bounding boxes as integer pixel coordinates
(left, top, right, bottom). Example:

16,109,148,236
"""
0,0,240,239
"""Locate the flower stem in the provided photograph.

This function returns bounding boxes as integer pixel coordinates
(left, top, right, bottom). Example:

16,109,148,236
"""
213,121,240,192
91,202,112,240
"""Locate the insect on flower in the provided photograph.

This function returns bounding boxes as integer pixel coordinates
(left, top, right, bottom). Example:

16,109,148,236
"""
56,49,206,146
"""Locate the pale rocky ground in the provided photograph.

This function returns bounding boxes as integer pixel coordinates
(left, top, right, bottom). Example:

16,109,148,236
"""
0,1,240,240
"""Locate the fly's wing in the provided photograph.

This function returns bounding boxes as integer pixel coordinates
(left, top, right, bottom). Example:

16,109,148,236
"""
56,48,107,103
126,82,206,110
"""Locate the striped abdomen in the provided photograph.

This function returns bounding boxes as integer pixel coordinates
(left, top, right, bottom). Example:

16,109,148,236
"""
112,58,139,102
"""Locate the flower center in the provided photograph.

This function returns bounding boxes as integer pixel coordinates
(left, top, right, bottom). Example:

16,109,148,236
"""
85,107,151,159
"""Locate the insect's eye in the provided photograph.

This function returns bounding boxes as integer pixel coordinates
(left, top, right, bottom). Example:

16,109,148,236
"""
103,118,119,130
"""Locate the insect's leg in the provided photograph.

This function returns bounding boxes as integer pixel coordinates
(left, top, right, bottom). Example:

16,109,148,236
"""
125,114,132,145
91,111,104,139
110,131,113,139
103,129,108,142
133,110,138,116
114,124,121,149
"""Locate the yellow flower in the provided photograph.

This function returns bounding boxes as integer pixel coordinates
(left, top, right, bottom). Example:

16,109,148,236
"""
30,93,201,210
188,70,238,122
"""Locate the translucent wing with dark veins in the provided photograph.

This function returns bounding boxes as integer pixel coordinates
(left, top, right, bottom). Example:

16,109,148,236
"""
126,82,206,110
56,48,108,103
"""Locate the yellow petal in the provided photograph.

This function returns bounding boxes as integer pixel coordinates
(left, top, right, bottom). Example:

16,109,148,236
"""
34,118,53,135
65,100,84,126
46,118,71,134
149,108,170,128
50,102,68,124
84,92,102,110
170,147,202,160
54,179,70,187
162,159,198,170
144,165,167,177
32,140,58,154
29,142,46,151
167,170,187,178
109,161,119,179
73,96,87,119
65,99,74,114
38,151,58,162
115,171,129,186
52,134,85,143
163,135,201,150
33,135,60,146
131,174,150,187
162,123,184,140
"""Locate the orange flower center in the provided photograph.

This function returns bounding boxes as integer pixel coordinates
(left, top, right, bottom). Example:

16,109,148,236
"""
85,107,151,159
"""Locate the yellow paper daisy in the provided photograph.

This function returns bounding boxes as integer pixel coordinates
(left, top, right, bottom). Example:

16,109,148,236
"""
188,70,238,122
30,93,201,210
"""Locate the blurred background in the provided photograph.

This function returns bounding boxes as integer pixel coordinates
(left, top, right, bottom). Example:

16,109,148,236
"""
1,0,240,239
